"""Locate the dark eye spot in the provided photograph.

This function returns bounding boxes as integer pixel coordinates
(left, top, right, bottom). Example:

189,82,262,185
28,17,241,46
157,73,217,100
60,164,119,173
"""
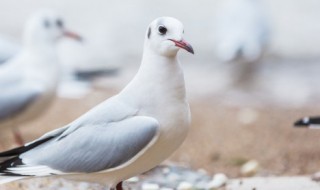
43,20,50,28
56,19,64,28
158,25,167,35
147,27,151,39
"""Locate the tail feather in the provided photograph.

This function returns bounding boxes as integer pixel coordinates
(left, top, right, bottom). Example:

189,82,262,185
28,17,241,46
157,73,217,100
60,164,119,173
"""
294,116,320,128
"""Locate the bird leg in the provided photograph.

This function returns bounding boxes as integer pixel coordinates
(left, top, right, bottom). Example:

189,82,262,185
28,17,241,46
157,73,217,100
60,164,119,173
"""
116,182,123,190
12,128,24,146
111,181,123,190
109,182,123,190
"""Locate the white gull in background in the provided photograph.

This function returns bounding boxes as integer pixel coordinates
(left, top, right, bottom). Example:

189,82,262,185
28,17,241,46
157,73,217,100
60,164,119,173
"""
0,10,81,145
0,35,20,64
0,17,194,190
57,27,120,99
214,0,270,88
57,38,119,99
215,0,270,62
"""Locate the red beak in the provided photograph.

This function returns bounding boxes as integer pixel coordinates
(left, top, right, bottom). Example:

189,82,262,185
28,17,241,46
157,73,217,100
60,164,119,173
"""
169,39,194,54
63,30,83,41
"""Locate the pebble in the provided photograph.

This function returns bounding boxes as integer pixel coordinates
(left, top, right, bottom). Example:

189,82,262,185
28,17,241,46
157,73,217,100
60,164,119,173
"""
241,160,259,177
162,167,171,175
207,173,228,189
237,108,258,125
142,183,160,190
127,177,140,183
311,171,320,181
177,181,193,190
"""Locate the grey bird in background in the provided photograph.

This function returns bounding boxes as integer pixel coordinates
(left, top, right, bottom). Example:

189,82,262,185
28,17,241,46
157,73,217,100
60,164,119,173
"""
0,17,193,190
0,10,82,145
294,116,320,128
214,0,270,89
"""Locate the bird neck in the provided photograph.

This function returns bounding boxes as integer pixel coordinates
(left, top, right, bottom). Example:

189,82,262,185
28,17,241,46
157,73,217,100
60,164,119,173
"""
120,49,186,106
23,34,57,55
19,44,60,89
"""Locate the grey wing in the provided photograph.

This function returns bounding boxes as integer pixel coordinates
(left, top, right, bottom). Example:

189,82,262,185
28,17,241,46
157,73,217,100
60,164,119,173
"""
3,116,159,176
0,85,42,120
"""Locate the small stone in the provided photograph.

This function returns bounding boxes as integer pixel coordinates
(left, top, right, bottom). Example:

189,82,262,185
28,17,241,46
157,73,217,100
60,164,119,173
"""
241,160,259,177
127,176,140,183
162,167,171,175
197,168,208,175
167,173,180,182
142,183,160,190
177,181,193,190
311,171,320,181
207,173,228,189
237,108,258,125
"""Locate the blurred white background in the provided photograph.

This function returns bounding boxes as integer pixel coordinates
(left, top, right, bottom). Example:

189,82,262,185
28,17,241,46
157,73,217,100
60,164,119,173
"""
0,0,318,59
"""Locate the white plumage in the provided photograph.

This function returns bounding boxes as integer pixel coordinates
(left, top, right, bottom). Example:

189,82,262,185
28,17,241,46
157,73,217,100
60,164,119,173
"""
0,17,193,190
215,0,270,62
0,10,81,144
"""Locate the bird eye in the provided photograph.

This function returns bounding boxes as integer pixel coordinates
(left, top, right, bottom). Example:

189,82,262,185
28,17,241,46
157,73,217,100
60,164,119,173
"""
43,20,50,28
158,25,167,35
56,19,64,28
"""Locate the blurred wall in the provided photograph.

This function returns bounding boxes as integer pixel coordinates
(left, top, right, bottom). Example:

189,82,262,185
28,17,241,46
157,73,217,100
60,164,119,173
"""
0,0,318,60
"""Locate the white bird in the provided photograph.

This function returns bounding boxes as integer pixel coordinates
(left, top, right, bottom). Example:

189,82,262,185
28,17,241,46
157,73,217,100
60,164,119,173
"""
0,35,20,64
0,10,81,145
215,0,269,62
0,17,194,190
214,0,270,88
294,116,320,128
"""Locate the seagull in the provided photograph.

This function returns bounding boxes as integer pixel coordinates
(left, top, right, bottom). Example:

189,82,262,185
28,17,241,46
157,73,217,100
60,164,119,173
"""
0,35,20,64
294,116,320,128
0,10,81,145
215,0,269,62
214,0,270,88
0,17,194,190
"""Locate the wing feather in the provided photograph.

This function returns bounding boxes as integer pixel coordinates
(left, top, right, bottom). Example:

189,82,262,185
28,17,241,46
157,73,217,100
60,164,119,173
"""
0,116,159,176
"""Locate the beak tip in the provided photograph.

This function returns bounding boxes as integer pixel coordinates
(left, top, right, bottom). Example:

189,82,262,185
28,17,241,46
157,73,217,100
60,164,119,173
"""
63,30,83,42
169,39,194,55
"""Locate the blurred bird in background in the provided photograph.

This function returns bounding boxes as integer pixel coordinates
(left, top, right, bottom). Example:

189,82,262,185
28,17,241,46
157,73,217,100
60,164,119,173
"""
215,0,270,89
0,35,20,64
294,116,320,128
0,10,81,146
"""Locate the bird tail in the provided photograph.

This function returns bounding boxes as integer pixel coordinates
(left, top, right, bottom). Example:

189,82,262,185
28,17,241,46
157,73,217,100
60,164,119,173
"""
0,176,25,184
294,116,320,128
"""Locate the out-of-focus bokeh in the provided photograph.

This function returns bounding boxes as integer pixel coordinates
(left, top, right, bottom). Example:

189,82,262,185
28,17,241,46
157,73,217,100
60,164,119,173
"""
0,0,320,187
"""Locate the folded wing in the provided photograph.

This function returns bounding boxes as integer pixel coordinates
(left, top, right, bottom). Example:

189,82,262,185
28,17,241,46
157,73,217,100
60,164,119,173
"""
0,116,159,176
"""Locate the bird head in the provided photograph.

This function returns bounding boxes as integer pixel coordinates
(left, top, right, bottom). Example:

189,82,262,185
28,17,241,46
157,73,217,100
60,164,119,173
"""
23,10,82,47
144,17,194,57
